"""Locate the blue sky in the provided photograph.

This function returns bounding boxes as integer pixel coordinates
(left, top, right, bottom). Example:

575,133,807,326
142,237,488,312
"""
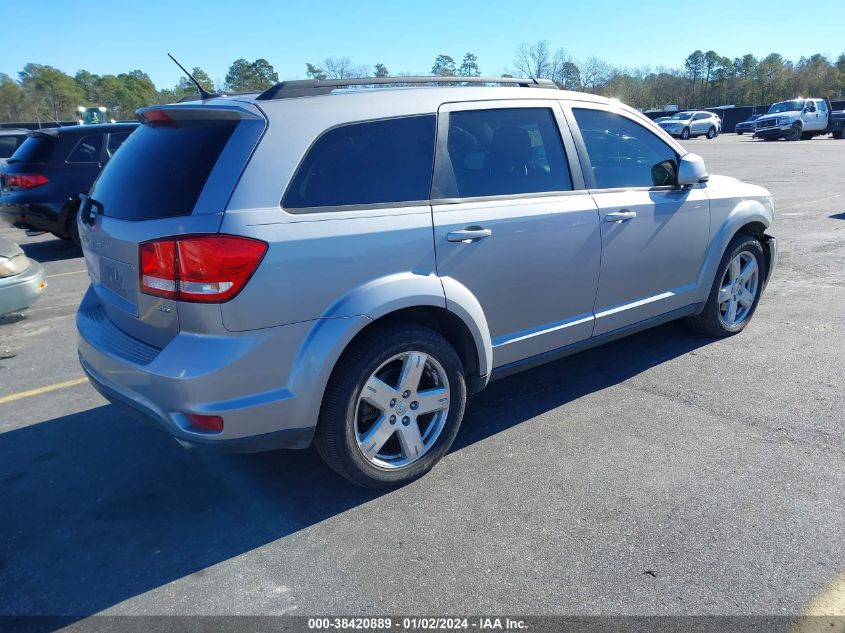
4,0,843,88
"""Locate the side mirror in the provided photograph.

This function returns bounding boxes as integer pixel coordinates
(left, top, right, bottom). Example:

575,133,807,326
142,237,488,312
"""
677,153,709,186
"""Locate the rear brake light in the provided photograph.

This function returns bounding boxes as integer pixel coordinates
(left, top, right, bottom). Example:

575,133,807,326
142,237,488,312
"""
139,235,267,303
4,173,49,190
139,108,173,125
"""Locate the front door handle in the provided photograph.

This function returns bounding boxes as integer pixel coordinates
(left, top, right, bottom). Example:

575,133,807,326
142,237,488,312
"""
447,227,492,243
605,210,637,223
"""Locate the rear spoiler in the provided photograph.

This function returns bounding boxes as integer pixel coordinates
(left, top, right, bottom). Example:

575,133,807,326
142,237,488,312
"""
135,103,264,125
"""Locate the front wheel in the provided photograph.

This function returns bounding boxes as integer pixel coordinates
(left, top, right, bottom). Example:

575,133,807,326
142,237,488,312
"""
736,131,744,135
706,126,717,139
315,324,467,488
687,235,766,337
680,127,691,140
786,122,802,141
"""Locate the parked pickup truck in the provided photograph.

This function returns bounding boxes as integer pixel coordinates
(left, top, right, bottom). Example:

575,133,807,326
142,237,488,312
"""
754,98,845,141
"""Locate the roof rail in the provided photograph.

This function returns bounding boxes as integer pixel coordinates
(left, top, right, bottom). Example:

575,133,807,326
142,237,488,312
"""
255,76,558,101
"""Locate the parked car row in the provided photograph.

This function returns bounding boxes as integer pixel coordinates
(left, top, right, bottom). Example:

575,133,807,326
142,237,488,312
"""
72,76,776,488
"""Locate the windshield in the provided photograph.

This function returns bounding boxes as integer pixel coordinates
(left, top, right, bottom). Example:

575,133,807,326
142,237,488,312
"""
670,112,693,120
768,100,805,114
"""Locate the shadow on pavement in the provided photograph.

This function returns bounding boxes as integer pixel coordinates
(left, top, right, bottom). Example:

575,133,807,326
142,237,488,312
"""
0,321,713,620
19,239,81,264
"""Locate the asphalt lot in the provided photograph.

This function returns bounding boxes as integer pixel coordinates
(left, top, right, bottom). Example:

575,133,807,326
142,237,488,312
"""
0,133,843,621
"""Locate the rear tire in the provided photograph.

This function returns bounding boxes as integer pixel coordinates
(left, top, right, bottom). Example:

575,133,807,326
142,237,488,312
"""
687,235,766,338
706,126,716,139
315,323,467,489
833,126,844,140
65,205,81,247
736,131,744,135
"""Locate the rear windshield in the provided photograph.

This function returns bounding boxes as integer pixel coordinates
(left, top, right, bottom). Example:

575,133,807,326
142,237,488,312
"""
90,120,237,220
8,135,56,164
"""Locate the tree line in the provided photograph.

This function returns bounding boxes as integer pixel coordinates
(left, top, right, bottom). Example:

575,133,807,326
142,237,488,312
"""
2,45,844,123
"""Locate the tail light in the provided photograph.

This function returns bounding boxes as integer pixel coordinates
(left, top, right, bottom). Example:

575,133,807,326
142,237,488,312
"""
139,235,267,303
4,173,49,190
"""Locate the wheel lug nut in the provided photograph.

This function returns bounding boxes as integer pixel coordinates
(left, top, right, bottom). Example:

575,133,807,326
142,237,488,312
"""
389,415,396,424
389,398,396,407
410,401,418,410
402,390,411,398
402,416,410,426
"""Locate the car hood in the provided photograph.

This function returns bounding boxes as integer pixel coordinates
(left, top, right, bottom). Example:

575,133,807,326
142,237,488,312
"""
0,237,24,259
758,111,799,121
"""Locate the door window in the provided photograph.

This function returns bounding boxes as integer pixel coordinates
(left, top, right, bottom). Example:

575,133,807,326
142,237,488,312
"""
283,115,436,211
106,132,131,156
693,113,709,120
573,109,679,189
67,135,104,163
433,107,572,199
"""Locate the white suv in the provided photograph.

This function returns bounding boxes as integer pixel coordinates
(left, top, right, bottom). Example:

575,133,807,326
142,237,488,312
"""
658,111,722,140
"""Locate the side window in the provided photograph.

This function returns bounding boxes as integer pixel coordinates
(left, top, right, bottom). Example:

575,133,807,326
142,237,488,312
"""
818,100,827,113
572,109,679,189
107,132,131,156
283,115,435,211
434,107,572,199
693,113,708,120
67,134,104,163
0,134,25,159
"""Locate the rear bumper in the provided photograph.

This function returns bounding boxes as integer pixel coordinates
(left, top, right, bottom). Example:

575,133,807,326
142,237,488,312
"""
76,286,324,452
0,201,64,234
0,261,46,316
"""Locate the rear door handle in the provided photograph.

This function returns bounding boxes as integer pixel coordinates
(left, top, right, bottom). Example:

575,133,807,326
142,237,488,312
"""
605,210,637,223
447,227,492,243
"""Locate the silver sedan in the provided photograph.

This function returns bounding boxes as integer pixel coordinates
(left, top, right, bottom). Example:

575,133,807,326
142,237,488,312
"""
0,237,46,317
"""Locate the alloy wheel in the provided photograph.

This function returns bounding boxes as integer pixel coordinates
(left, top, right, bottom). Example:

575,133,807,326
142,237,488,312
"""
718,251,759,327
354,351,451,469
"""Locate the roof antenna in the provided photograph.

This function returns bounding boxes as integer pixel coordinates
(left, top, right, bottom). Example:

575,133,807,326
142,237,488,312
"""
167,53,216,100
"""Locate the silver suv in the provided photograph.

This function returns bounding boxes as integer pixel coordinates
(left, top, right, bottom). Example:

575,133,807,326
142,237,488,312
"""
657,110,722,139
76,77,777,488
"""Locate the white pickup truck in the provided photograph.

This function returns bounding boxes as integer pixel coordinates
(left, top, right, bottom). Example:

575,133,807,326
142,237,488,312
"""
753,98,845,141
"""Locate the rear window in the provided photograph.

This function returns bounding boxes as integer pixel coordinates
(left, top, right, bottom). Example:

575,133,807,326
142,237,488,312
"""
283,115,436,211
90,120,237,220
0,134,26,159
8,135,56,164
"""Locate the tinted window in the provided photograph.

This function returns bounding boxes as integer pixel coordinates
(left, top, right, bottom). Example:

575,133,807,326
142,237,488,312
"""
573,109,679,189
0,134,25,159
693,113,709,120
8,135,56,164
435,108,571,199
90,120,237,220
107,132,131,156
284,115,435,210
67,135,104,163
